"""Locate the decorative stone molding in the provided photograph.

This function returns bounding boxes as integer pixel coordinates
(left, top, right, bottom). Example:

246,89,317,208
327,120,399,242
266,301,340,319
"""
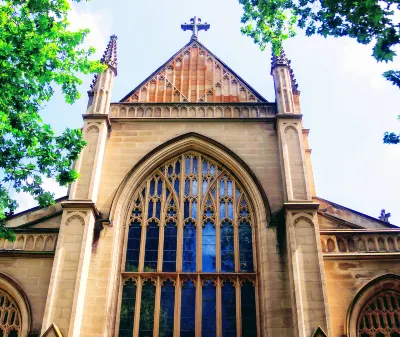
109,103,276,119
0,233,57,252
320,231,400,254
65,214,85,226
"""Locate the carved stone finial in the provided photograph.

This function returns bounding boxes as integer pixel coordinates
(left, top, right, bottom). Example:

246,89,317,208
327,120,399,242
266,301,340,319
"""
101,34,118,71
379,209,391,223
88,34,118,94
181,16,210,40
271,48,300,94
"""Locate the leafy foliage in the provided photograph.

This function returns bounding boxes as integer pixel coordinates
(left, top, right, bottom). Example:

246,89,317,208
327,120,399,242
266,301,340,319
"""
239,0,400,84
239,0,400,143
0,0,105,240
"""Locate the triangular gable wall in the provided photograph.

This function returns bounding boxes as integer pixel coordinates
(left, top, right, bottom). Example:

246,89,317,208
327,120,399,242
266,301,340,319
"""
120,40,267,103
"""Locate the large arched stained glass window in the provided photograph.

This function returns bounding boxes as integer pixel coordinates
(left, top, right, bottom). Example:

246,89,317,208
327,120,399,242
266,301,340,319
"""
358,291,400,337
118,151,258,337
0,289,22,337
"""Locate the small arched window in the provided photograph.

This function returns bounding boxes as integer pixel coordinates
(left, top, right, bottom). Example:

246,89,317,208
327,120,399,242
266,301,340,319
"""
358,291,400,337
118,151,258,337
0,289,22,337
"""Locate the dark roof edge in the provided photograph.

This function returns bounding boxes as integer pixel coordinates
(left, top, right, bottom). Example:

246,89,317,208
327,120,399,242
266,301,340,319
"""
315,196,398,228
119,39,268,103
6,196,68,221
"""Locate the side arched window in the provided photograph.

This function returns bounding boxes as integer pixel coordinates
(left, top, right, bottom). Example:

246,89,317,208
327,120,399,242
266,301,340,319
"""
0,289,22,337
118,151,258,337
358,291,400,337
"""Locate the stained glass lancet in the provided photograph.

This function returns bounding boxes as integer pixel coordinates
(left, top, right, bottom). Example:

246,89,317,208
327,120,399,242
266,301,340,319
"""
119,151,258,337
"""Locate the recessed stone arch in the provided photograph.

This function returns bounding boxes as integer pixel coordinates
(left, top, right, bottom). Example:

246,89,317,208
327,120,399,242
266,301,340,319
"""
0,272,32,336
346,273,400,337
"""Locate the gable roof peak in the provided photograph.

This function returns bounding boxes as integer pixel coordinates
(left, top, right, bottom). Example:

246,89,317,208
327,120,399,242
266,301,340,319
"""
120,39,267,103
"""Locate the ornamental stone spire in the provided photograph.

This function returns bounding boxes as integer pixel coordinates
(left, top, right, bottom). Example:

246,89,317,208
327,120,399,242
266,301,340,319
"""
181,16,210,40
101,34,118,73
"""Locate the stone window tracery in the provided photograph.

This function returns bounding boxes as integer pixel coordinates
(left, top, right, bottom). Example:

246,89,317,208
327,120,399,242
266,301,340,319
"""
0,289,21,337
358,291,400,337
118,151,257,337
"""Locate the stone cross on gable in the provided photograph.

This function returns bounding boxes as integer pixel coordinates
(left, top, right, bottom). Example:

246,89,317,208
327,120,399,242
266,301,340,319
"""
181,16,210,40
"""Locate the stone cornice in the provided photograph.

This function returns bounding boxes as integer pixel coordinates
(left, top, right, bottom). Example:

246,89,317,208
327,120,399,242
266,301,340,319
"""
284,202,319,210
61,200,100,219
82,114,111,130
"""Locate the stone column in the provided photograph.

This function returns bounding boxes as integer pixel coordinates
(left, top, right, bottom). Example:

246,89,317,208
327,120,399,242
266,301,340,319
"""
275,109,331,335
41,36,117,337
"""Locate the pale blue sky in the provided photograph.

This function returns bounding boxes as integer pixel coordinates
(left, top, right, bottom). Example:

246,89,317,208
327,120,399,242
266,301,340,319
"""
24,0,400,224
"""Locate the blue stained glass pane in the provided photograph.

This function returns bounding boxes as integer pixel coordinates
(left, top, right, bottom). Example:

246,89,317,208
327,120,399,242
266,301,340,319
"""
184,201,190,219
126,221,141,272
185,157,191,174
147,201,153,220
155,201,161,219
239,223,254,272
202,281,216,337
166,188,170,199
241,281,257,337
202,179,208,195
157,180,163,196
182,222,196,272
175,161,181,174
202,221,216,272
240,209,249,218
174,180,179,196
220,180,225,197
163,221,177,272
220,202,226,220
222,282,237,337
167,165,173,175
202,161,208,174
185,179,190,196
210,165,216,175
159,281,175,337
144,221,159,271
228,202,233,220
139,281,156,337
181,281,196,337
118,280,136,337
142,188,146,199
221,222,235,272
227,180,233,196
193,157,198,174
192,180,198,195
150,180,155,196
192,201,197,220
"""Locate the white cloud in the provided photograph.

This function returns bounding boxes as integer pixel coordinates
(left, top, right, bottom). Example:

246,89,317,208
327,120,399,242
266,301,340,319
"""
68,3,113,58
12,178,68,213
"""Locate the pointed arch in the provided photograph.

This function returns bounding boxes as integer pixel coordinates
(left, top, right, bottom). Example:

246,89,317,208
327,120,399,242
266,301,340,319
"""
0,273,32,336
346,273,400,337
110,132,270,225
107,132,269,337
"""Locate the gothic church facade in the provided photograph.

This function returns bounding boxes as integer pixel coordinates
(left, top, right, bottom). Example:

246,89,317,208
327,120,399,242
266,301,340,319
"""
1,19,400,337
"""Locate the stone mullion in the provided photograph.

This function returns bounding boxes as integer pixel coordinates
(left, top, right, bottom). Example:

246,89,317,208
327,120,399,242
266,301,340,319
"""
196,275,202,337
176,155,185,272
174,275,182,337
193,157,201,273
139,181,150,272
235,278,242,337
133,276,143,337
233,183,240,273
216,277,222,337
216,177,221,273
153,277,161,337
158,179,166,272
